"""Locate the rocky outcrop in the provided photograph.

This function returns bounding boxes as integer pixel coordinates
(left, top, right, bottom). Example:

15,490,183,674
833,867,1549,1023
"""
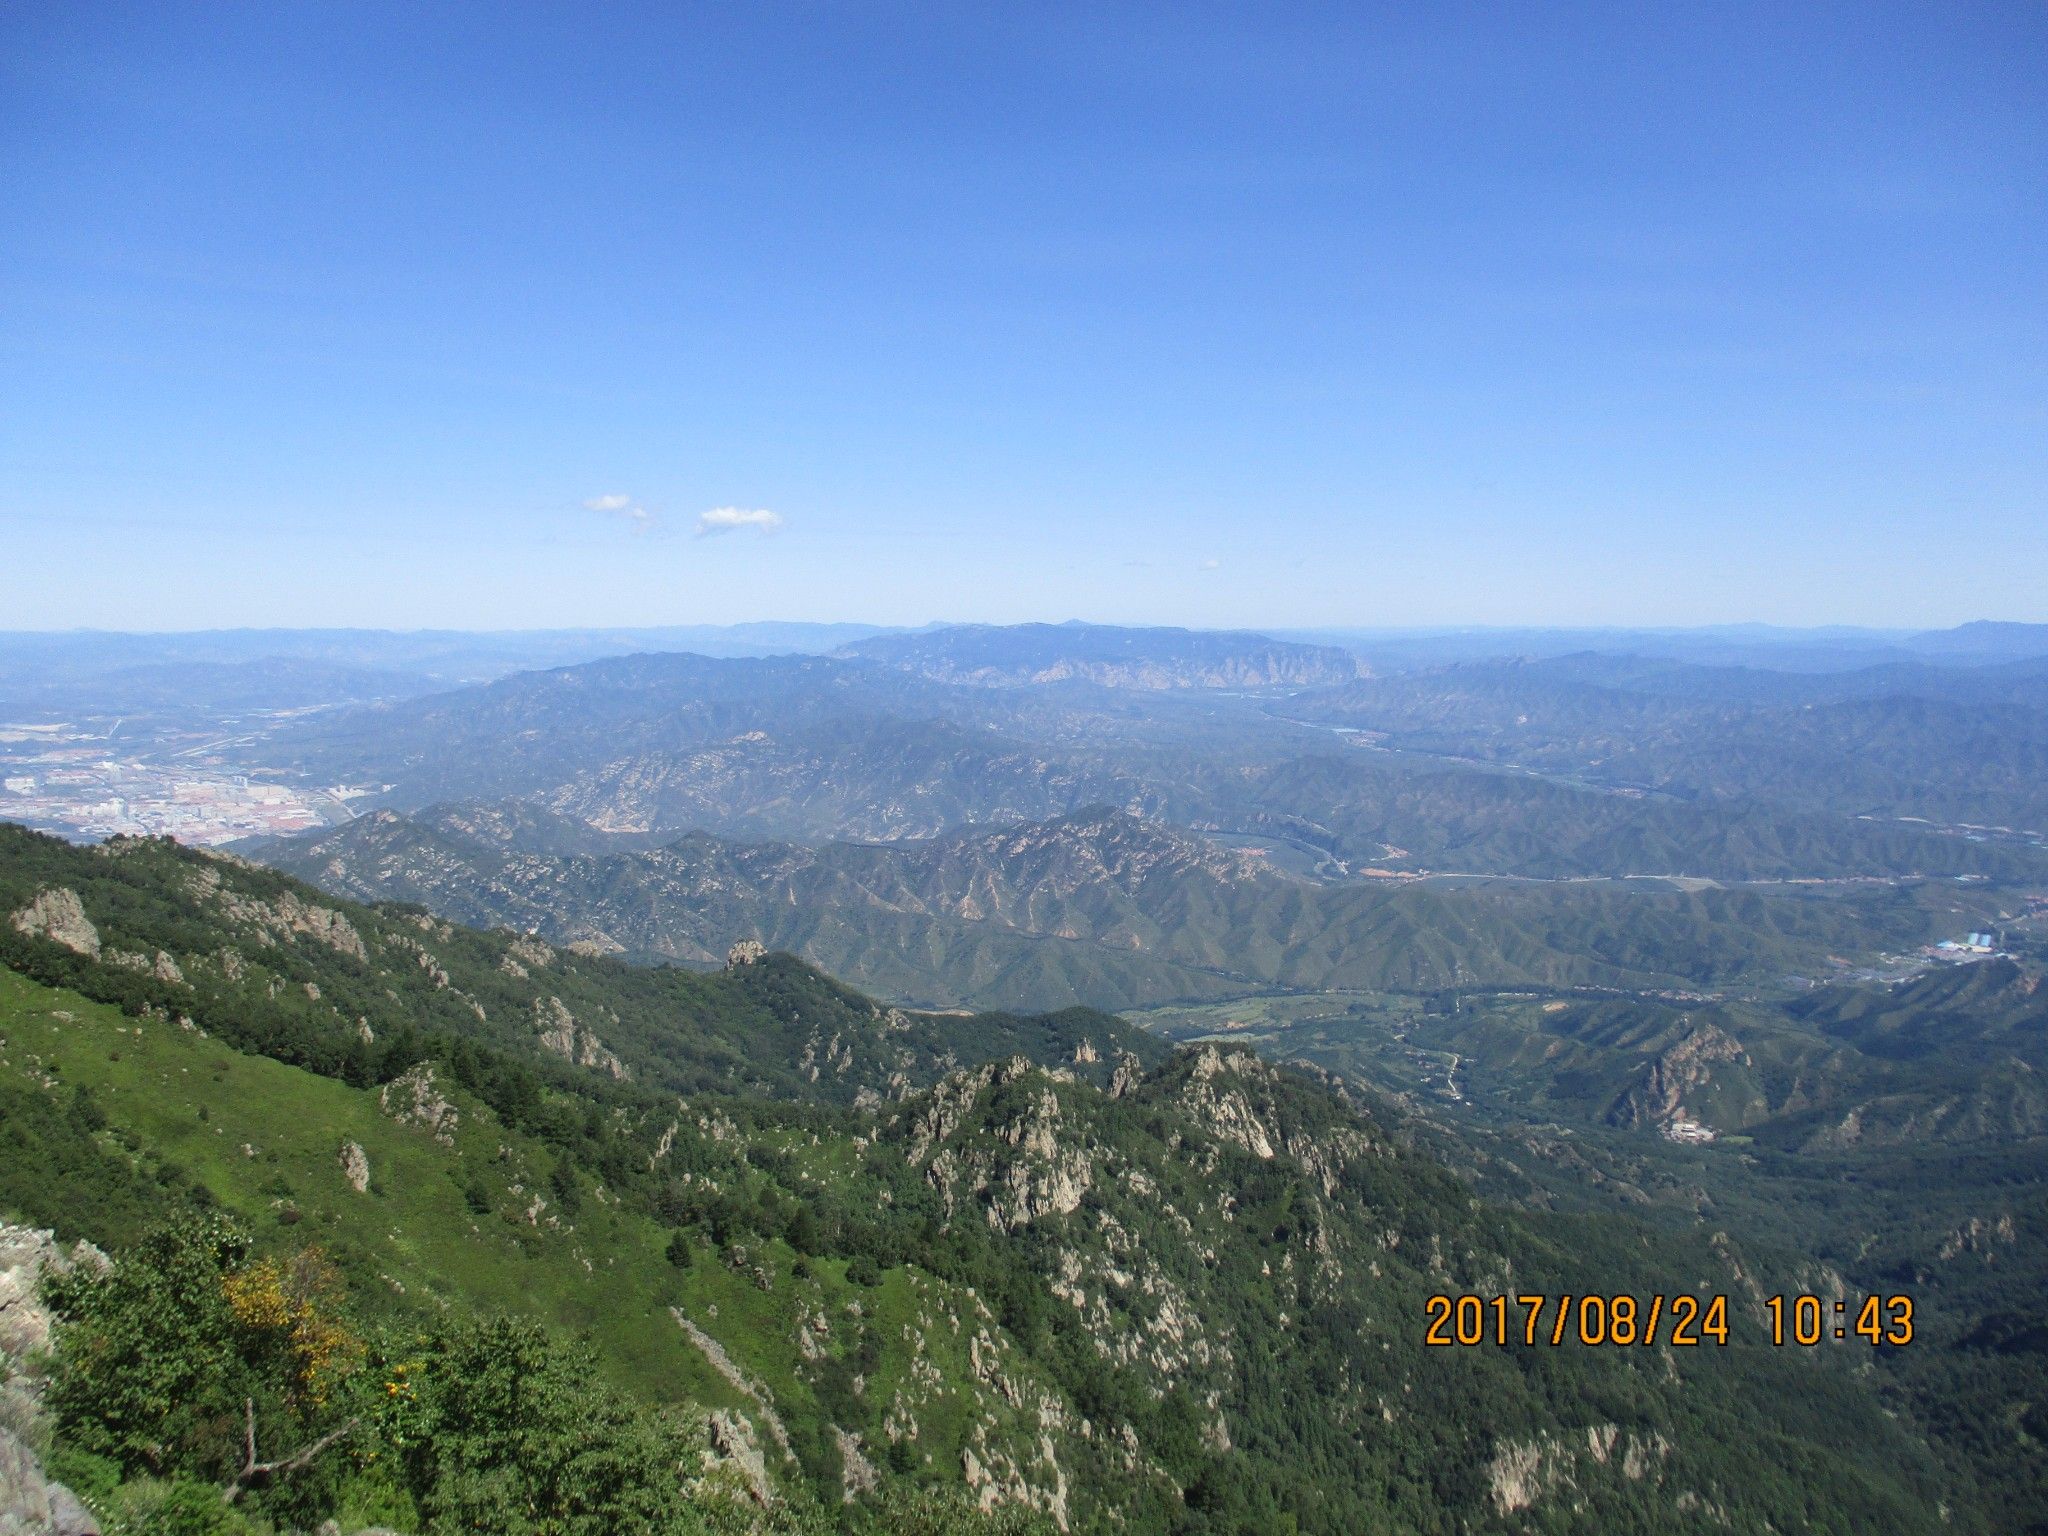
387,935,451,989
705,1410,772,1506
507,934,555,970
0,1428,100,1535
8,888,100,959
0,1224,107,1536
210,885,369,962
980,1087,1093,1233
534,997,628,1080
905,1060,1014,1164
106,949,186,986
338,1140,370,1193
833,1426,878,1503
726,939,767,969
378,1064,459,1145
1607,1022,1748,1131
1937,1213,2018,1262
0,1223,106,1377
1486,1425,1670,1516
1173,1045,1285,1159
673,1310,793,1467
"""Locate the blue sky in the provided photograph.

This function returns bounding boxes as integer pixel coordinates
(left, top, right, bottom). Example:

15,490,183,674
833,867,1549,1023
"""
2,2,2043,631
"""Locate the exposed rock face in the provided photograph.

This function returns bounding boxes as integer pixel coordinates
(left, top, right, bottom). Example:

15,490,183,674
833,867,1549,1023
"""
981,1087,1093,1233
0,1428,101,1535
726,938,767,969
210,885,369,961
0,1224,108,1536
0,1223,106,1373
534,996,628,1079
338,1140,370,1193
1486,1425,1671,1515
507,934,555,970
1937,1213,2018,1261
1608,1022,1749,1131
1174,1046,1279,1158
8,887,100,958
705,1410,772,1506
387,935,451,989
378,1064,459,1145
108,948,187,986
833,1426,879,1503
673,1309,793,1466
906,1059,1015,1164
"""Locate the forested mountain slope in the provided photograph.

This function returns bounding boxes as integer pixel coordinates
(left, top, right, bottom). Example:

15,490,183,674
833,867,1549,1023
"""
258,803,1998,1011
1287,663,2048,830
0,821,1975,1534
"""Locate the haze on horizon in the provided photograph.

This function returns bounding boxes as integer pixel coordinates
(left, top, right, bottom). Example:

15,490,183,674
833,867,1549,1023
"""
3,2,2044,633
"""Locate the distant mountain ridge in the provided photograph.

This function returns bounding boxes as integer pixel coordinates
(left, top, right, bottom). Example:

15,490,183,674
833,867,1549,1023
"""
248,643,2048,882
840,622,1365,689
256,802,1986,1010
1287,659,2048,829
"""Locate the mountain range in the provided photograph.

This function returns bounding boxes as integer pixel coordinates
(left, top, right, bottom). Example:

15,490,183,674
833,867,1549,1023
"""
837,622,1365,690
254,802,1998,1011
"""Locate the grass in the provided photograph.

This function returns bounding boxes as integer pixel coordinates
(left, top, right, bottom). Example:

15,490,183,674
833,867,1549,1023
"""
0,961,1067,1492
0,965,734,1408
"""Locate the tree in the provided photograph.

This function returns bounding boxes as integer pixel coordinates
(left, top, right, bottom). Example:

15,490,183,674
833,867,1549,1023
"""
46,1219,361,1505
375,1316,688,1536
46,1217,252,1476
548,1157,581,1216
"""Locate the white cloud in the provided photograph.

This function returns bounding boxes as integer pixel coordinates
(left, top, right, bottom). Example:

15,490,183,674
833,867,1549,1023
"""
696,506,784,537
1200,557,1221,570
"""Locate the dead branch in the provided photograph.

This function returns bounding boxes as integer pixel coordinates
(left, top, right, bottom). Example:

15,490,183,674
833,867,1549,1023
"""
222,1397,359,1504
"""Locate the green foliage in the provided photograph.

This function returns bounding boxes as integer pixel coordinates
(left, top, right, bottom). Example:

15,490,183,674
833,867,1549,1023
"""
838,1482,1059,1535
0,1078,179,1247
372,1316,690,1536
41,1445,121,1505
45,1215,256,1477
128,1479,260,1536
0,822,1156,1105
547,1156,582,1216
